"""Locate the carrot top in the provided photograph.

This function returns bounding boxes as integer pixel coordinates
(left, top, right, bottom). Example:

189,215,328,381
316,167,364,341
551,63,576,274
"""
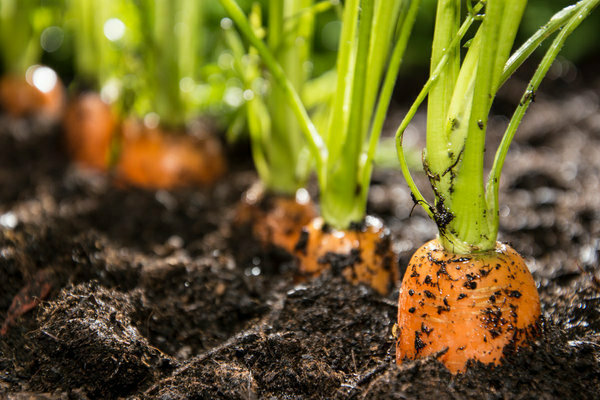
220,0,421,229
395,0,599,254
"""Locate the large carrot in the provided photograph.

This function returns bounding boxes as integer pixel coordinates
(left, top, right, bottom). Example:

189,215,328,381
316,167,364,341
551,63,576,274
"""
395,0,599,373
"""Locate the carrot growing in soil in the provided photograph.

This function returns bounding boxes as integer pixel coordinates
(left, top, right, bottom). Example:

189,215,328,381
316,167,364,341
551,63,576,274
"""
0,0,64,119
223,1,337,253
220,0,420,294
115,0,226,189
62,0,129,171
394,0,599,373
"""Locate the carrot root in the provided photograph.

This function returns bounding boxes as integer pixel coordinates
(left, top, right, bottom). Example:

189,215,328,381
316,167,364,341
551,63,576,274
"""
295,216,399,295
396,239,541,373
116,119,226,189
235,183,318,254
63,92,116,171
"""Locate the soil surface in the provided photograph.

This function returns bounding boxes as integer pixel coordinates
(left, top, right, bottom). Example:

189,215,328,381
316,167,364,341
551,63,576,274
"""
1,70,599,399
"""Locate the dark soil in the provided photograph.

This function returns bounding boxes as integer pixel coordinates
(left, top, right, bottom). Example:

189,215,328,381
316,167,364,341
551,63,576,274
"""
0,72,599,399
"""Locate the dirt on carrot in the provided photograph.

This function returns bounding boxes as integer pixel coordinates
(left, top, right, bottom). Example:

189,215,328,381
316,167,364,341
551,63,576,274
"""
234,183,318,254
294,215,399,295
396,238,541,373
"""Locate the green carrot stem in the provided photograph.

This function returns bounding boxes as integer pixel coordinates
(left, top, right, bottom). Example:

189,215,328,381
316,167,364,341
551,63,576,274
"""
360,0,421,210
219,0,327,182
395,2,484,218
438,0,526,253
486,0,600,236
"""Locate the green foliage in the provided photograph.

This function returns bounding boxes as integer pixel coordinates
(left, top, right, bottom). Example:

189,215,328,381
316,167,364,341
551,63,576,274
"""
395,0,600,254
0,0,62,75
222,0,334,195
221,0,420,229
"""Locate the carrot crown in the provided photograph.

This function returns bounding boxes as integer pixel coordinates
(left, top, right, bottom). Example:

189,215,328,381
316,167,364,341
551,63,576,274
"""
395,0,599,254
220,0,421,229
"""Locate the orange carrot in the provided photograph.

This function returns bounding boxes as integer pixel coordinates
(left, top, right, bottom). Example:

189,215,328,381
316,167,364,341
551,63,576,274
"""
115,119,226,189
0,66,64,119
396,239,540,373
235,184,317,254
295,216,398,295
63,92,116,171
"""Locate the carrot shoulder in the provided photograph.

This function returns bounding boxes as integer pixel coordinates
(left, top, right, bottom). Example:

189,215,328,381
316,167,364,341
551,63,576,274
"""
235,185,317,254
116,119,226,189
396,239,540,373
295,216,398,295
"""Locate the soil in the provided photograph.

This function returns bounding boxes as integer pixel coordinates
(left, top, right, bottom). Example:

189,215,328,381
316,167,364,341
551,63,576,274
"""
1,69,599,399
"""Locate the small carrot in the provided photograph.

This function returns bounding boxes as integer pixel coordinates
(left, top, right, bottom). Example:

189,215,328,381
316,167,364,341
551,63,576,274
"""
235,184,317,254
220,0,419,295
396,239,540,373
63,92,116,171
295,216,398,295
0,66,64,119
116,119,226,189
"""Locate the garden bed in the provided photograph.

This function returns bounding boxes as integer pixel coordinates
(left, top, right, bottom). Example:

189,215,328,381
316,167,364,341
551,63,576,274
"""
0,74,599,399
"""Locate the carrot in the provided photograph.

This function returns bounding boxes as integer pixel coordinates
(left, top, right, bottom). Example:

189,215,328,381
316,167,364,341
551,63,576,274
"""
235,184,317,254
115,119,226,189
220,0,420,295
0,67,64,119
396,239,540,373
63,92,116,171
394,0,597,373
295,216,398,295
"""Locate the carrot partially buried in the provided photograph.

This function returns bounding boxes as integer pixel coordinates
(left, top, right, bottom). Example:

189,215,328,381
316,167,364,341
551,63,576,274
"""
0,66,64,119
235,184,317,254
116,119,226,189
219,0,418,295
396,239,540,373
295,216,398,295
63,92,116,171
394,0,594,373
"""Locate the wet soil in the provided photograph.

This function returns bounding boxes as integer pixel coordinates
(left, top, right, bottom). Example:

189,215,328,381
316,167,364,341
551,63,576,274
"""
0,74,599,399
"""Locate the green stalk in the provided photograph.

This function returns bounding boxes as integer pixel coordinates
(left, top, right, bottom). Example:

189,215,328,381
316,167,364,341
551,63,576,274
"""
321,0,419,229
222,0,417,230
360,0,421,204
0,0,43,75
442,0,527,253
219,0,327,183
486,0,600,236
132,0,201,128
395,2,485,219
320,0,375,228
424,0,460,200
396,0,597,255
69,0,118,90
264,0,314,194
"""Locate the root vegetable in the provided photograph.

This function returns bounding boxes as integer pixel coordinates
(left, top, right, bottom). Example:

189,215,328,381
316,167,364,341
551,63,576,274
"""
396,239,540,373
63,92,116,171
116,119,226,189
295,216,398,295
